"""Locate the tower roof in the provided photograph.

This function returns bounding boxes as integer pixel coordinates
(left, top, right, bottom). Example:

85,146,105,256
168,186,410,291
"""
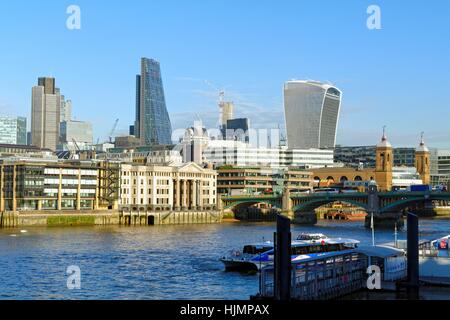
377,126,392,148
417,132,429,152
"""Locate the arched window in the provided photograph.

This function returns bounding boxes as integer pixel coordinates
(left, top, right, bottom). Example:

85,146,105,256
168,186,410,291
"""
326,176,335,182
314,176,321,181
354,176,363,181
340,176,348,183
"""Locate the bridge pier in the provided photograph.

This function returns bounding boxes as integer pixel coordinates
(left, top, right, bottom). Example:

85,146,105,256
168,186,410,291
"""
292,211,317,225
364,211,404,229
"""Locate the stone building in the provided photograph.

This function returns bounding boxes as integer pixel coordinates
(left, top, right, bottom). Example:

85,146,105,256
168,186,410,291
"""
119,162,217,210
312,131,430,191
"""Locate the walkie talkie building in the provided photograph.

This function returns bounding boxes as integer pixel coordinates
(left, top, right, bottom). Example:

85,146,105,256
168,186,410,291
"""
284,80,342,150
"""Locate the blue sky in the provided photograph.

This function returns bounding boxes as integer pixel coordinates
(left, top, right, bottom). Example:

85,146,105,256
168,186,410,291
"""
0,0,449,147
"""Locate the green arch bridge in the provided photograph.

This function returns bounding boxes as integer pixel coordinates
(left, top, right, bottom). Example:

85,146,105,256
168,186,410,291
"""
221,191,450,228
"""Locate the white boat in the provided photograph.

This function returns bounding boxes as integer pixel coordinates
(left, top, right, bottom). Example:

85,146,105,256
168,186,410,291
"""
220,234,360,272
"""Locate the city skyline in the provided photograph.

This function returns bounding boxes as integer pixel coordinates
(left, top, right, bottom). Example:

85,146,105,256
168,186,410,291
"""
0,1,449,148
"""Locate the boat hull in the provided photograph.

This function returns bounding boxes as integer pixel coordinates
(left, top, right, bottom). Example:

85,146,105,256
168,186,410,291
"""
220,259,262,272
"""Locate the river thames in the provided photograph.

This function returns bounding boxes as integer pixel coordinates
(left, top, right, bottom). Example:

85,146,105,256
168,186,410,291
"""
1,219,450,300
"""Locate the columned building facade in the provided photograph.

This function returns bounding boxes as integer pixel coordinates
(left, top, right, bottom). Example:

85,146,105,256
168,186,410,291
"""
120,162,217,210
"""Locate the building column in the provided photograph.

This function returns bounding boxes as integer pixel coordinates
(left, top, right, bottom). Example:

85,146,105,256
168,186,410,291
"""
192,180,198,210
12,165,17,212
57,171,62,211
0,165,4,212
76,169,81,211
182,179,188,210
175,179,181,210
198,180,203,210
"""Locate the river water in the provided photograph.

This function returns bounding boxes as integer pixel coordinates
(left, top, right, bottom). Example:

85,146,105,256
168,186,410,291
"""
1,219,450,300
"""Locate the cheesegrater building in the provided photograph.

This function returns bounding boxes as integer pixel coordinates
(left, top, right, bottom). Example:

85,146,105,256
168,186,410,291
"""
135,58,173,146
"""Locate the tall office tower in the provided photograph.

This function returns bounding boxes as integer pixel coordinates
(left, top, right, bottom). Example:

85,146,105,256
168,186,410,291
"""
135,58,172,146
134,74,141,139
31,77,61,150
59,120,93,150
225,118,250,143
284,80,342,149
0,116,27,145
60,95,72,122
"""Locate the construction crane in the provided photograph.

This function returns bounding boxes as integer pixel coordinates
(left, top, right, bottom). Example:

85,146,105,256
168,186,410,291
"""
109,118,119,143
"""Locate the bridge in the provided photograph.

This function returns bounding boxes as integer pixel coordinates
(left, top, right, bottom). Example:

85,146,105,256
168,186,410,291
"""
221,190,450,227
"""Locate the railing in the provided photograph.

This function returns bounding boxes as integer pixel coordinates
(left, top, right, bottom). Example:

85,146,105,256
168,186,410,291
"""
260,252,368,300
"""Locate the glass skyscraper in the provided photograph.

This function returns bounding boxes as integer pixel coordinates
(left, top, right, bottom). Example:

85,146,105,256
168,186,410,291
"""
135,58,172,146
284,80,342,150
0,116,27,145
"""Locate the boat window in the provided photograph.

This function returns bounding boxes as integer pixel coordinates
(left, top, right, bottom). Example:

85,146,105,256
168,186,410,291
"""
243,245,272,255
291,246,309,255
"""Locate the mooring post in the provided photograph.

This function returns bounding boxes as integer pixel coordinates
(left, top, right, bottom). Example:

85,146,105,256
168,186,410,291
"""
274,214,291,300
407,212,419,299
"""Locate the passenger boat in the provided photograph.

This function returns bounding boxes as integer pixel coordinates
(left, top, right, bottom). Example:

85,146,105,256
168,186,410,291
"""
387,235,450,285
419,235,450,285
220,234,360,271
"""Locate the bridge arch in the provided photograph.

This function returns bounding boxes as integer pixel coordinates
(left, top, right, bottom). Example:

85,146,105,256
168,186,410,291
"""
223,199,282,211
380,197,429,213
293,199,369,213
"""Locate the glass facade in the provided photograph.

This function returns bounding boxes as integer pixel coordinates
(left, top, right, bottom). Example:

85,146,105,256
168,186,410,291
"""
284,81,342,150
1,163,99,211
334,145,416,168
0,116,27,145
137,58,172,146
60,120,93,144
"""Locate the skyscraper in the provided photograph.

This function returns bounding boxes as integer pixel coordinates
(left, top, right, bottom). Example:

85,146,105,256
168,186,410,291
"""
284,80,342,149
60,95,72,122
0,116,27,145
59,120,93,150
135,58,172,146
31,77,61,150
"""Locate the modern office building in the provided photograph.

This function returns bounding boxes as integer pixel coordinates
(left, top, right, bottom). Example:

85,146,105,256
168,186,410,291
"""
0,158,120,212
119,162,217,210
223,118,250,143
31,77,61,151
98,144,183,166
284,80,342,149
430,149,450,186
135,58,172,146
59,120,93,151
0,144,53,158
216,166,313,196
0,116,27,145
203,140,335,169
334,145,416,168
114,135,141,148
60,95,72,122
